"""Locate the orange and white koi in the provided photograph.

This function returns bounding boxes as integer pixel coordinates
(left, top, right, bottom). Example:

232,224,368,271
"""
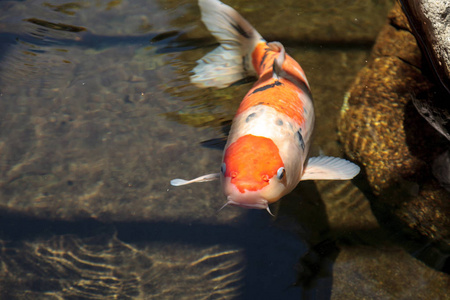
171,0,360,214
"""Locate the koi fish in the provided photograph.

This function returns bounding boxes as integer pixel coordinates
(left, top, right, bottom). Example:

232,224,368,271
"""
171,0,360,215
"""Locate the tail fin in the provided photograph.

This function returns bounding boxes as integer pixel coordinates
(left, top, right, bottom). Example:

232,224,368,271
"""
191,0,264,88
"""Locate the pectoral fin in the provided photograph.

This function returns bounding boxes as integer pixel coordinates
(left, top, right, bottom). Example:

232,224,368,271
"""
170,173,221,186
301,156,360,181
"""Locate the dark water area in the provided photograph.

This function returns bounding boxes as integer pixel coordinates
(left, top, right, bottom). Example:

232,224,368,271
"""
0,0,449,299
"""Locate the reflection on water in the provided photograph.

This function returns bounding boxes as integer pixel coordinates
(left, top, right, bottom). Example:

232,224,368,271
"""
0,0,448,299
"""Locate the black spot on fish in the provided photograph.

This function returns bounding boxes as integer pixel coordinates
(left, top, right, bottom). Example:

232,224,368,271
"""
259,45,271,69
260,51,268,68
246,113,257,123
276,119,283,126
227,19,250,38
250,81,283,95
296,129,305,151
287,122,294,131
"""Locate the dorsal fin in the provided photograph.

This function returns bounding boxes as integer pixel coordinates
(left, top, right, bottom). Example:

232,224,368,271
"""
268,42,286,80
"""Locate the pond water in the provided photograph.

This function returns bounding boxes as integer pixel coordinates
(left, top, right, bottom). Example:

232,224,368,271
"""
0,0,448,299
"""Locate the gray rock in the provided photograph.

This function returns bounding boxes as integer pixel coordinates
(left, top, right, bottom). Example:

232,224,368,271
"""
420,0,450,85
401,0,450,139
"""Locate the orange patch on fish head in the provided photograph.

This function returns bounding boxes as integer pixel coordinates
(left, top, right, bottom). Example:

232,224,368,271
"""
221,135,286,210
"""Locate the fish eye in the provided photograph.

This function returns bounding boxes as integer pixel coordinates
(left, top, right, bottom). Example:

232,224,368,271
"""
276,167,285,180
221,163,226,175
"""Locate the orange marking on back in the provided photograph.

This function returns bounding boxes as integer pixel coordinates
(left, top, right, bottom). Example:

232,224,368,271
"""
236,78,307,126
248,43,310,126
224,135,283,193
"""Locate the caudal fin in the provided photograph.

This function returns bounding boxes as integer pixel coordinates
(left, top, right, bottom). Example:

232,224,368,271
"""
191,0,264,88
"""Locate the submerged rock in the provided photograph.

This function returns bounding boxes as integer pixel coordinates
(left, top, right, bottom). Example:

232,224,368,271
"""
338,2,450,247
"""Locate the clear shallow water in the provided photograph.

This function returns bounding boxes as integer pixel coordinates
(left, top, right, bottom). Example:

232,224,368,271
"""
0,0,448,299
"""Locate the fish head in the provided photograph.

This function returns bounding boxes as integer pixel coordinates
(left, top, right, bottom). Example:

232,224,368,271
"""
220,134,287,212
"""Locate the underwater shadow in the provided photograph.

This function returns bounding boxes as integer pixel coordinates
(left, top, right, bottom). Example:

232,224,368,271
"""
0,180,341,299
348,137,450,275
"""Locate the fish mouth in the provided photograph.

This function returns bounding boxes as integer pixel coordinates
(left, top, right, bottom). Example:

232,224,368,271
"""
220,197,274,216
226,196,268,209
